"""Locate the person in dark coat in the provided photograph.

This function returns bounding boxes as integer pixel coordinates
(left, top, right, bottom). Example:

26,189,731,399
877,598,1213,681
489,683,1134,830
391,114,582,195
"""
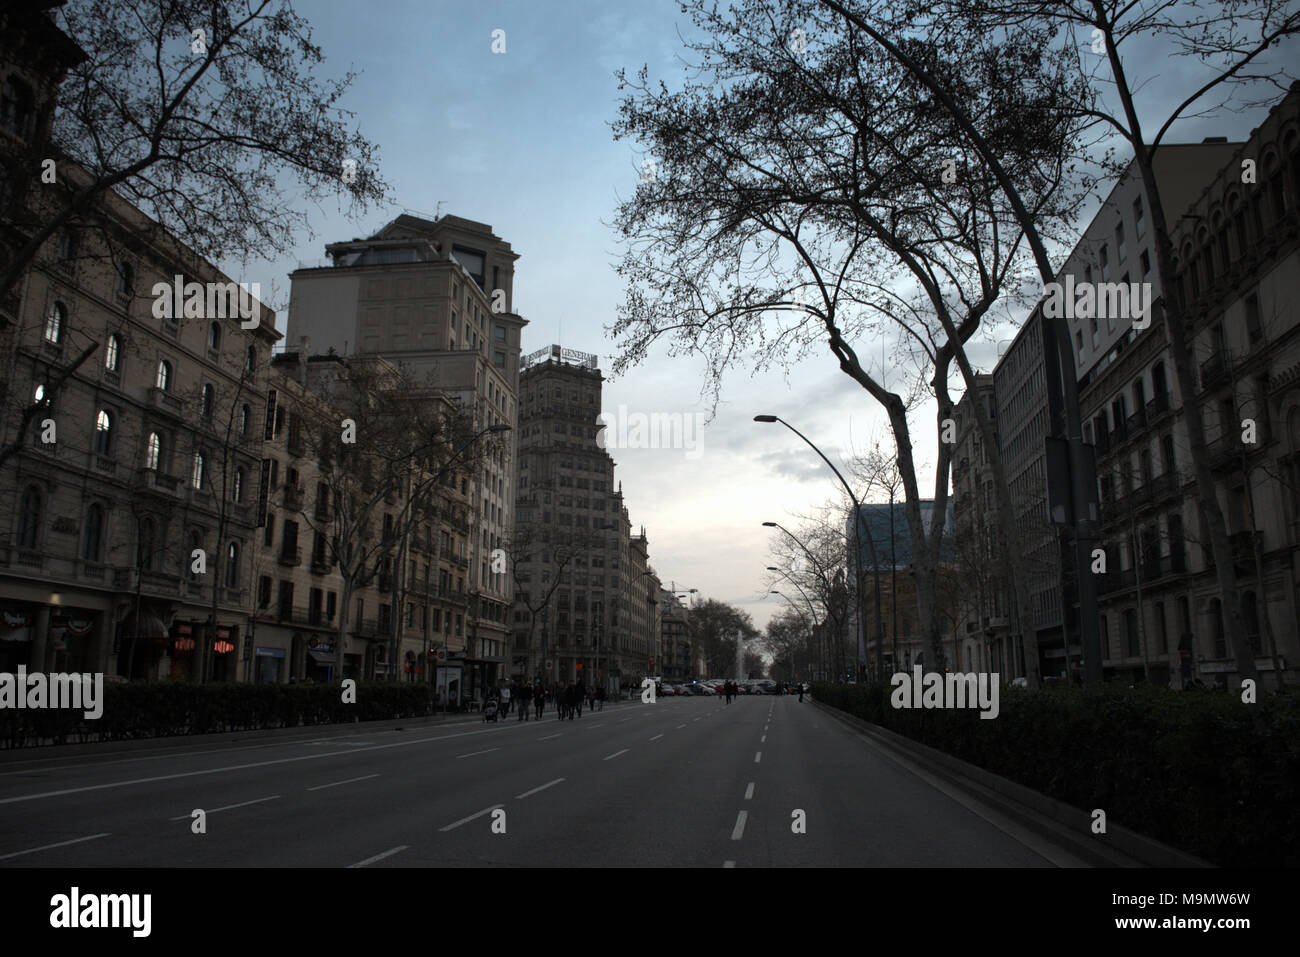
517,680,532,720
534,682,546,719
574,680,585,717
798,682,804,702
596,686,605,711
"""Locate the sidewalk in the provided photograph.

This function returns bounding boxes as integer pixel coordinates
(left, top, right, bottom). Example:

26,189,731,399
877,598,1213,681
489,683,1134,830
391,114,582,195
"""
0,695,639,764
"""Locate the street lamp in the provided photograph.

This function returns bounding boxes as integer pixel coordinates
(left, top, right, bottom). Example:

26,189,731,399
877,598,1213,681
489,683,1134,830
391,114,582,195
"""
755,416,884,681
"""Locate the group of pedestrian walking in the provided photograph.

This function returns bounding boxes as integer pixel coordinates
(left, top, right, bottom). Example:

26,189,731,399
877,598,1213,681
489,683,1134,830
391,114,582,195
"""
488,679,607,720
723,680,739,704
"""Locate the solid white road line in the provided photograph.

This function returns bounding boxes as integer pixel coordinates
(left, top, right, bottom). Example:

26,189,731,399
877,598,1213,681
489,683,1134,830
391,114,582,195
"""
0,832,110,861
307,773,380,792
169,795,280,821
515,778,565,799
676,724,686,730
0,725,523,807
603,749,629,761
650,734,664,741
761,735,766,743
731,810,748,840
440,804,504,832
456,748,499,759
348,845,409,868
755,752,762,763
538,733,562,740
744,782,754,800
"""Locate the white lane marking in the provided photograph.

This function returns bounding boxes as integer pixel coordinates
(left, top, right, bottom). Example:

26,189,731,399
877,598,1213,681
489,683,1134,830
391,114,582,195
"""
0,725,522,807
676,724,686,730
538,733,562,741
440,804,504,832
516,777,565,799
761,735,766,743
731,810,748,841
619,717,635,723
348,845,408,868
744,782,754,800
0,832,110,861
169,794,280,821
305,740,373,746
755,751,762,763
307,773,380,792
456,748,499,759
603,749,628,761
650,734,664,741
724,860,736,868
585,723,605,729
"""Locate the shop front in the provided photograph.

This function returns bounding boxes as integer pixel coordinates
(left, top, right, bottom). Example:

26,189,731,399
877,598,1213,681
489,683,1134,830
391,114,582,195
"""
0,603,36,672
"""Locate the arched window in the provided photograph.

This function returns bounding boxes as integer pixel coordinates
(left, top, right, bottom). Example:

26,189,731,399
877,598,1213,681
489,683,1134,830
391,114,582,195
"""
57,228,75,262
186,528,203,580
105,334,120,371
0,77,34,140
82,504,104,562
44,301,64,344
115,261,134,299
137,516,155,571
16,485,41,549
225,542,240,589
245,344,257,372
233,466,245,503
93,409,112,454
239,404,251,435
191,451,204,490
145,431,161,470
201,383,214,417
208,322,222,351
1242,591,1262,654
156,359,171,391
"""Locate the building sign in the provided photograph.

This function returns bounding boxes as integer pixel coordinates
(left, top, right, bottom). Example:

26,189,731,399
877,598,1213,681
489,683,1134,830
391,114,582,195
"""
521,344,598,370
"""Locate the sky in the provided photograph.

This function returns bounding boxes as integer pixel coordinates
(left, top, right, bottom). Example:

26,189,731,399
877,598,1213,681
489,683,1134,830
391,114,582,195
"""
231,0,1293,632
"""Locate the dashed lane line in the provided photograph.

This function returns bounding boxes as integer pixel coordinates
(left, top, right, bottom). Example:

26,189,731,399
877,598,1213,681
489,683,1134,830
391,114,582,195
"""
439,804,503,832
744,782,754,800
456,748,499,759
348,845,408,868
731,810,748,841
603,749,629,761
307,774,380,791
169,795,280,821
0,832,110,861
754,752,762,763
515,778,565,799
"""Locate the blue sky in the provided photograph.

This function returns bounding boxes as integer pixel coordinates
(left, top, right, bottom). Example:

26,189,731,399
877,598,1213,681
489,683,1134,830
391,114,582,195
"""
237,0,1294,631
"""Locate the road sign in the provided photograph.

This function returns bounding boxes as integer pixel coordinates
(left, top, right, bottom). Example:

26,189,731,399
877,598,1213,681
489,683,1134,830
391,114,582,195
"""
545,659,553,671
576,662,583,670
436,648,447,661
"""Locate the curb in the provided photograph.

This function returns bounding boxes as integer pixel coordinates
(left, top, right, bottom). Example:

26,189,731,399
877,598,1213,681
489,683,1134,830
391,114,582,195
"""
0,698,639,764
811,699,1212,868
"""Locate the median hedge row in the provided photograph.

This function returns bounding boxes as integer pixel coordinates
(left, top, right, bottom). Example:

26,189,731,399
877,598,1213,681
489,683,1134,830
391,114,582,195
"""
810,680,1300,868
0,681,435,749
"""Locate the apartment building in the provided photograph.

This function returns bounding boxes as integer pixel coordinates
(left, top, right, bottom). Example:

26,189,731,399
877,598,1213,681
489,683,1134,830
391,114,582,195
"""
1085,82,1300,687
511,346,660,691
286,213,525,691
968,140,1238,680
659,588,693,682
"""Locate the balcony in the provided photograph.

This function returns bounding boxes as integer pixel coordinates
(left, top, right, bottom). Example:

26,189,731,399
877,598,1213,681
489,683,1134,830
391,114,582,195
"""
221,587,248,607
1146,391,1170,418
87,451,117,474
137,468,181,498
314,503,333,523
283,484,304,510
1206,434,1246,471
1230,530,1264,566
147,387,184,418
310,555,332,575
287,431,305,458
1126,407,1147,434
1169,547,1187,573
278,547,302,567
1093,429,1111,454
1199,354,1228,391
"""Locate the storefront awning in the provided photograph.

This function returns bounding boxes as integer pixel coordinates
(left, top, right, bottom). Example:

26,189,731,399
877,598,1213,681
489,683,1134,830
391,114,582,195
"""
307,650,336,665
120,611,169,641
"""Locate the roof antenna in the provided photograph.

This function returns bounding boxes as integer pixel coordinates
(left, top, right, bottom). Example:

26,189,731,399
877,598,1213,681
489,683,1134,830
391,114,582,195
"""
435,201,445,220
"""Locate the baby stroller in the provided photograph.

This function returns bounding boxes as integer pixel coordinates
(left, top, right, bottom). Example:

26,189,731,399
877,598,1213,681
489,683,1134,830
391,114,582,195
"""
482,697,499,722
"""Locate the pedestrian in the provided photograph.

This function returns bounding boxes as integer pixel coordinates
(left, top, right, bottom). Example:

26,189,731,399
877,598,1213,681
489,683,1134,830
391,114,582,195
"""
534,682,545,719
566,683,578,720
517,680,532,721
500,681,512,717
596,685,605,711
798,682,804,703
587,686,596,712
558,683,569,721
574,680,585,717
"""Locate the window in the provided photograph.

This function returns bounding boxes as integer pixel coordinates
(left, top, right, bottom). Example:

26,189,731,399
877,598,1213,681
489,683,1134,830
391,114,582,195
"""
258,576,272,609
1244,293,1262,344
156,359,172,391
1133,197,1145,239
1115,223,1126,262
201,383,214,417
246,345,257,372
1100,244,1110,281
82,504,104,562
43,302,64,344
116,262,134,300
145,432,161,470
16,485,41,549
494,350,506,368
233,466,245,503
105,334,121,371
209,322,222,351
191,451,204,490
57,229,76,263
225,542,240,589
137,517,156,570
0,77,35,140
1139,250,1151,278
239,404,251,435
94,409,113,454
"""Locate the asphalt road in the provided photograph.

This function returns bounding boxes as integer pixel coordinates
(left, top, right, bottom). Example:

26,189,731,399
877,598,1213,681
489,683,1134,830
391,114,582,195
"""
0,694,1089,867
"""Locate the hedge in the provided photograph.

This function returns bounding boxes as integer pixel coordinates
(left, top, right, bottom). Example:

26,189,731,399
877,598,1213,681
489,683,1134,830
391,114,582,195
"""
811,680,1300,868
0,680,435,750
